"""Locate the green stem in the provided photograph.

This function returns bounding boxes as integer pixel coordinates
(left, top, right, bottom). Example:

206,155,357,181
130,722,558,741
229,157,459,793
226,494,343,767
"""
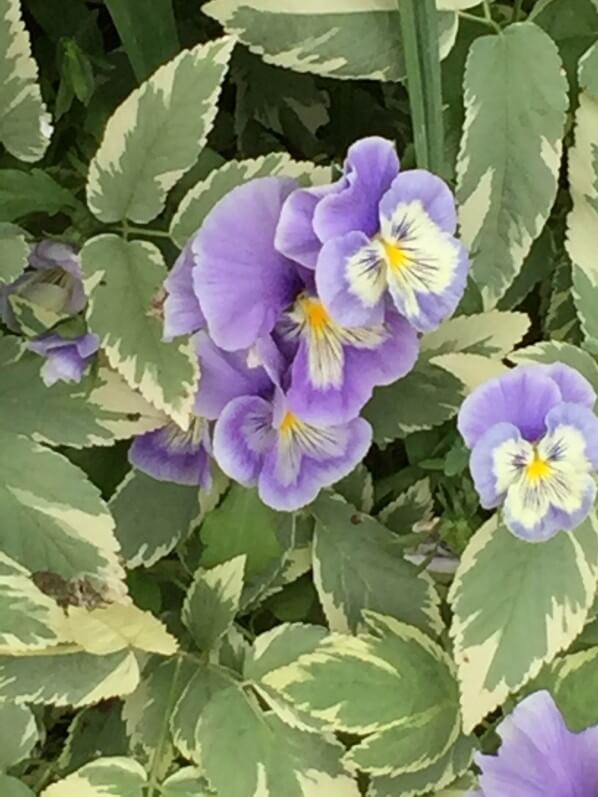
145,659,182,797
458,10,501,32
513,0,524,21
120,225,172,239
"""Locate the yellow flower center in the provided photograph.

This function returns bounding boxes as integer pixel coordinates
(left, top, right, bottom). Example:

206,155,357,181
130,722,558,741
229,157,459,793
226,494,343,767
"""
300,297,331,333
526,453,553,483
381,239,410,272
280,410,299,434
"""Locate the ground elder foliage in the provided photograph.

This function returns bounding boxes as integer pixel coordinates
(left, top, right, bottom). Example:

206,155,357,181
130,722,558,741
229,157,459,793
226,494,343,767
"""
3,0,598,794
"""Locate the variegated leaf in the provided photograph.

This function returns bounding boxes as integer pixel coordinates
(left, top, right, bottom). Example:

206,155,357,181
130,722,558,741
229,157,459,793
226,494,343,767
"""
378,479,434,533
0,229,28,283
334,464,374,513
0,430,125,588
161,768,213,797
311,492,442,635
170,154,332,248
421,311,530,358
537,647,598,731
567,42,598,353
203,0,458,82
0,775,34,797
110,470,201,568
87,37,234,224
42,757,147,797
81,235,198,427
456,23,568,308
183,556,246,651
449,513,598,731
58,704,128,774
0,702,38,768
510,340,598,396
0,0,52,161
0,648,139,707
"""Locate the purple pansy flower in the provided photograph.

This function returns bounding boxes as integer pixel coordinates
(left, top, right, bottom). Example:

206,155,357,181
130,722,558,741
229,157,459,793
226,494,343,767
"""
163,243,205,341
469,690,598,796
276,136,469,333
28,332,100,387
0,240,86,330
180,174,418,424
458,364,598,542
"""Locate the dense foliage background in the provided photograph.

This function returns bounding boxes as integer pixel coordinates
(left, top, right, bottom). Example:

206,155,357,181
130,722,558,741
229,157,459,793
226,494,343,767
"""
2,0,598,794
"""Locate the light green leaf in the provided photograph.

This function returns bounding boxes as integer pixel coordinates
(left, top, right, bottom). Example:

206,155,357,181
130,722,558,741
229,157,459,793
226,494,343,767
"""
0,702,38,768
0,648,139,707
311,492,442,635
110,470,200,568
200,485,285,579
449,513,598,731
58,704,128,774
543,647,598,731
246,623,328,682
0,0,52,162
0,430,125,587
262,614,460,753
334,464,374,513
81,235,198,427
123,659,196,781
86,37,234,224
421,311,530,358
42,757,147,797
183,556,246,651
204,0,457,82
378,479,434,533
531,0,598,83
544,255,581,343
0,230,28,283
510,340,598,397
367,735,475,797
456,23,568,308
197,686,360,797
161,768,213,797
0,340,165,448
0,776,34,797
0,170,75,222
170,154,331,248
567,42,598,354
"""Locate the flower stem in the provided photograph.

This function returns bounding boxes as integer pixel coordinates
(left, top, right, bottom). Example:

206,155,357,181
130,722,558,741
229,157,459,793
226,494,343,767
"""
458,9,502,34
513,0,524,21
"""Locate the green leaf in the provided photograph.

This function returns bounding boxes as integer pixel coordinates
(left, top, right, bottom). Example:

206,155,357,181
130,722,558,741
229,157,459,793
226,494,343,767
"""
0,229,28,284
510,341,598,396
0,702,38,768
105,0,179,82
86,37,234,224
183,556,246,651
531,0,598,85
367,734,475,797
0,341,165,448
197,686,360,797
334,464,374,513
170,154,331,249
544,255,582,344
456,23,568,308
0,648,139,707
546,647,598,731
497,228,555,310
0,776,34,797
449,513,598,731
566,42,598,354
0,0,51,161
421,311,530,358
246,623,328,682
200,485,285,579
110,470,200,568
204,0,458,82
62,39,95,104
81,235,198,427
0,170,75,222
378,479,434,534
42,757,147,797
58,704,129,774
311,492,442,635
161,768,213,797
262,613,460,749
0,429,125,586
399,0,444,173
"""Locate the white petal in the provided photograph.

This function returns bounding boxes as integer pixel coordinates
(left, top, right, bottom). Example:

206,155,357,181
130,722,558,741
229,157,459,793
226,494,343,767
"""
346,242,388,308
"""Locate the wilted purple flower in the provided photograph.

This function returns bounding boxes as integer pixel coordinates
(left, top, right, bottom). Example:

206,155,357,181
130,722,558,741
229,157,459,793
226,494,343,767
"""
470,690,598,796
276,136,469,332
458,364,598,542
28,333,100,387
0,240,86,330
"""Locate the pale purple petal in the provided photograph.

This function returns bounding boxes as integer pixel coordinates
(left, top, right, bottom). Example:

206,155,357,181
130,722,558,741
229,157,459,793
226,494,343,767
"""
192,177,302,351
458,367,563,449
316,232,385,327
29,333,99,387
469,423,523,509
213,396,275,486
163,244,205,340
258,416,372,511
274,183,336,269
193,332,274,420
379,170,458,234
505,481,597,542
475,691,592,797
541,363,596,409
313,137,400,242
544,402,598,468
129,422,211,488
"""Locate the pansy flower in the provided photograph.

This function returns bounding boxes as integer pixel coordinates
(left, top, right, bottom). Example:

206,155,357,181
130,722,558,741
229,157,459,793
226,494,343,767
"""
185,174,418,424
469,690,598,796
28,332,100,387
458,364,598,541
276,136,469,332
163,243,205,341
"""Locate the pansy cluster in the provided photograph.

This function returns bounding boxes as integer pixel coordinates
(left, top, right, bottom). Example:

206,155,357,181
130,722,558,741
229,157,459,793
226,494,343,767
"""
138,136,469,511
